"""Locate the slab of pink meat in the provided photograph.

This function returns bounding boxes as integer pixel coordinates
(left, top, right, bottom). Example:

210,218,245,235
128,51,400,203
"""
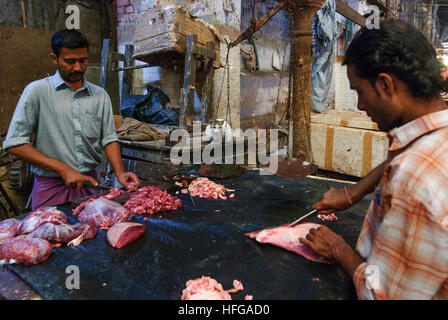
106,222,145,249
17,207,67,235
181,276,252,300
26,222,97,246
186,178,230,199
0,238,52,264
0,218,21,241
72,188,129,215
77,198,131,229
123,186,182,215
245,223,335,264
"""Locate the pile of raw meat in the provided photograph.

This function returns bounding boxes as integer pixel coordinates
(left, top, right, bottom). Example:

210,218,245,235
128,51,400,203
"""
245,223,335,264
123,186,182,215
183,177,234,200
181,276,253,300
0,207,97,265
317,213,338,222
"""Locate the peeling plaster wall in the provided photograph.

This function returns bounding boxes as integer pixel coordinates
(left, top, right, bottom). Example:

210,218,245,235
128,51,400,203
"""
117,0,241,128
239,0,291,129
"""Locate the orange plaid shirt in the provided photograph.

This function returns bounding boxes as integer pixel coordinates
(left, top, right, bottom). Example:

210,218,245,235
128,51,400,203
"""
353,109,448,300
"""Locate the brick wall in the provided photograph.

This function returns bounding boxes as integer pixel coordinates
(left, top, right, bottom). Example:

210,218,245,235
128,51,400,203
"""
117,0,136,24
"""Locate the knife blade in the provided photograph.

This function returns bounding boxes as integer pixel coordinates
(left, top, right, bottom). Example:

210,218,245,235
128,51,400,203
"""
83,182,113,191
287,209,318,228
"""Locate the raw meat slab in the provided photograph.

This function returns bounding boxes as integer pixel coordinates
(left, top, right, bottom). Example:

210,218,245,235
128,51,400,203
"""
245,223,335,264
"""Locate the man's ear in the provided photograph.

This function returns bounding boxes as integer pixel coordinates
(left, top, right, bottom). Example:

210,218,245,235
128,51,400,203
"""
50,52,58,65
376,73,395,96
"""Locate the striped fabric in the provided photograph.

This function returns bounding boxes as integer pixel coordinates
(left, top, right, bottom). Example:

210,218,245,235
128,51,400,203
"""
353,109,448,300
31,169,101,210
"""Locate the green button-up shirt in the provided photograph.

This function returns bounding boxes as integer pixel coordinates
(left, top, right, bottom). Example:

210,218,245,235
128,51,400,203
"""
3,71,118,177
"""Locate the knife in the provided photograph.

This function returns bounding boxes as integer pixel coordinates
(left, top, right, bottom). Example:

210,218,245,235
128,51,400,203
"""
83,182,113,191
287,209,318,228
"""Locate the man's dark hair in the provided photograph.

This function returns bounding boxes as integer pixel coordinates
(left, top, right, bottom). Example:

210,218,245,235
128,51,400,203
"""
51,29,89,57
343,19,445,99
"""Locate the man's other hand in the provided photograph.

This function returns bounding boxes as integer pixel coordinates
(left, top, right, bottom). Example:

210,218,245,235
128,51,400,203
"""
117,172,140,190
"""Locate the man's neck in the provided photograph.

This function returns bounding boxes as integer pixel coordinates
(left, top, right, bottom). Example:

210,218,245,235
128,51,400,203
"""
68,80,83,92
400,97,447,125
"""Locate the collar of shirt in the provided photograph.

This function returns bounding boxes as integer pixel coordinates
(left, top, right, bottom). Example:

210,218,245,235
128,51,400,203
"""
52,70,92,96
388,108,448,152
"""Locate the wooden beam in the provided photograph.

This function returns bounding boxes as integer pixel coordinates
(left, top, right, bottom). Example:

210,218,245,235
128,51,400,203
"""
366,0,388,13
335,0,366,27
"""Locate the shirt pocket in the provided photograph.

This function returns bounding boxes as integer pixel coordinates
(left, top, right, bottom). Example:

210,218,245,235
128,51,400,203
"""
81,111,101,139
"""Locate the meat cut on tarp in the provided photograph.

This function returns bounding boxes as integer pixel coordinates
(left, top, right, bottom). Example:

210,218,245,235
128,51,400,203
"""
181,276,252,300
0,218,21,241
75,198,131,229
72,188,129,215
245,223,335,264
106,222,145,249
17,207,67,235
26,222,97,246
0,238,52,265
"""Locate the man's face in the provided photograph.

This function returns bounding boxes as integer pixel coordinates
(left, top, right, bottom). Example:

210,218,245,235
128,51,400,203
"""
51,47,88,83
347,65,399,132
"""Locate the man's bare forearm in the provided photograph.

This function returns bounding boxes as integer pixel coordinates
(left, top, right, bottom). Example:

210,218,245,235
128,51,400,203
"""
349,160,387,203
7,144,71,175
104,141,125,176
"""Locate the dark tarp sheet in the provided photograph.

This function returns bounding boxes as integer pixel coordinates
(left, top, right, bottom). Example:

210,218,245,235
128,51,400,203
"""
4,171,371,300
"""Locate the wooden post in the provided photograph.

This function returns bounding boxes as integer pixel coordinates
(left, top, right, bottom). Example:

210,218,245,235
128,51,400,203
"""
121,44,134,103
181,34,198,127
288,0,326,162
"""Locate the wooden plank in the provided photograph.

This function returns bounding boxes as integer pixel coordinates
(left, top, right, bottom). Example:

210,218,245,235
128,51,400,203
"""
335,0,366,27
133,6,220,67
181,34,197,127
0,26,56,135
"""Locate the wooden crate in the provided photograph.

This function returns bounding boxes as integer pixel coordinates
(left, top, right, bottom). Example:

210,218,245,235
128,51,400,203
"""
133,6,220,67
310,110,388,177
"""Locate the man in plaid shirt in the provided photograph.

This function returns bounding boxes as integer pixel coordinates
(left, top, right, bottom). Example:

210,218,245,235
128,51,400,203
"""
301,20,448,299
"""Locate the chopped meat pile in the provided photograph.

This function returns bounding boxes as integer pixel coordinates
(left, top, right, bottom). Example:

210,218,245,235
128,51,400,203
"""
123,186,182,215
76,198,131,229
17,207,67,235
106,222,145,249
0,238,52,265
26,222,97,246
0,218,21,241
181,276,252,300
72,188,128,215
245,223,335,264
184,177,232,200
317,213,338,222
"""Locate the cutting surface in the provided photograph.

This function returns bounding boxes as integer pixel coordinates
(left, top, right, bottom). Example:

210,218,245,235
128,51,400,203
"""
4,171,371,300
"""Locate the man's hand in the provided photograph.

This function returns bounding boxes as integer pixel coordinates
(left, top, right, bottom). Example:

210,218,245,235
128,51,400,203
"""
299,225,347,261
299,225,365,278
312,187,354,215
59,167,98,190
116,172,140,190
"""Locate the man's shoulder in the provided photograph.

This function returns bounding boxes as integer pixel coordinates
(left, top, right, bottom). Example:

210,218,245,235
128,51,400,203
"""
85,80,110,98
24,74,55,93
